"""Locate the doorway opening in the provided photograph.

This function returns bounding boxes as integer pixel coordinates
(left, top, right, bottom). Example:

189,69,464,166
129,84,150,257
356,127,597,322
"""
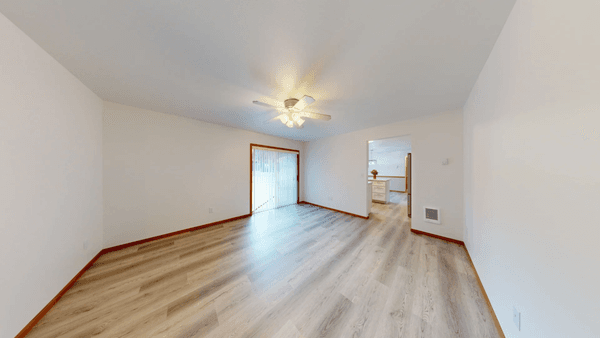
250,144,299,214
367,135,412,217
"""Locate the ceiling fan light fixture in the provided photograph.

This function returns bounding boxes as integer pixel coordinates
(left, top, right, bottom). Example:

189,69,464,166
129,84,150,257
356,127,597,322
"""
284,98,300,109
252,95,330,129
293,95,315,111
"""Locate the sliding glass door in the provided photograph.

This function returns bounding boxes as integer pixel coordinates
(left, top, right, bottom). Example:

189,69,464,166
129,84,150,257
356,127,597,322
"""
252,146,298,213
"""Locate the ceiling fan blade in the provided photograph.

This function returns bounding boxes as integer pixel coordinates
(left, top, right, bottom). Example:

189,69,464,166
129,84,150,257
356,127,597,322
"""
253,100,278,109
292,95,315,111
299,111,331,121
268,114,285,123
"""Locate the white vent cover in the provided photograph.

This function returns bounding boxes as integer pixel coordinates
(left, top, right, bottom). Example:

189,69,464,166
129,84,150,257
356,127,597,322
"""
424,207,441,224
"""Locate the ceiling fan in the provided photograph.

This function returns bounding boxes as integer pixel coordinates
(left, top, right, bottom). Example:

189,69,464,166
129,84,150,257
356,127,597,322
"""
252,95,331,128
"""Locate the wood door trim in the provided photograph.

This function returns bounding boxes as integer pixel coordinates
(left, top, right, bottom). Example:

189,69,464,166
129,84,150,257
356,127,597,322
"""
406,153,411,218
297,153,300,204
250,143,300,214
299,201,369,219
367,175,405,178
250,144,300,153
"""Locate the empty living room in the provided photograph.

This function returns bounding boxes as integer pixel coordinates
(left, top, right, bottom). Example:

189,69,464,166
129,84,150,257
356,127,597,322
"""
1,0,599,337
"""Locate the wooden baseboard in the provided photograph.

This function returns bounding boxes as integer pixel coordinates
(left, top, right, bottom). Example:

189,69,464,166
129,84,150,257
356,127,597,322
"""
410,228,465,246
299,201,369,219
15,250,105,338
17,214,503,337
390,190,406,193
103,213,251,253
410,228,505,337
463,247,506,337
15,213,252,337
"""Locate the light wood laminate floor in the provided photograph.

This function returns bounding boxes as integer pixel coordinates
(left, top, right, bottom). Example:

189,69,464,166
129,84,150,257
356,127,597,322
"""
26,193,501,337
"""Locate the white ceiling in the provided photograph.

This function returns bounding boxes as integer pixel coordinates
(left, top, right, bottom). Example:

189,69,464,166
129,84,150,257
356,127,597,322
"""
0,0,515,141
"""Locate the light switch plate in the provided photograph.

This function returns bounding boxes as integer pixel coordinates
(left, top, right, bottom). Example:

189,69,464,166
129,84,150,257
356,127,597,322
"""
513,306,521,331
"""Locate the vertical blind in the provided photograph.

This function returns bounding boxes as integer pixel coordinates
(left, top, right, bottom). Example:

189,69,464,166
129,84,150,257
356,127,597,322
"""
252,147,298,213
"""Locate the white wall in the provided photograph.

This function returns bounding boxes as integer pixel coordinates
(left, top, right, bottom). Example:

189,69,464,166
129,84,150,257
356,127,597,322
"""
304,110,463,240
463,0,600,337
369,150,411,191
369,150,410,177
103,102,304,247
0,12,104,338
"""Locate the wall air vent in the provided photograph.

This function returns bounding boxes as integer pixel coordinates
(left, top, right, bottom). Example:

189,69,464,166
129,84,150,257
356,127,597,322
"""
424,207,441,224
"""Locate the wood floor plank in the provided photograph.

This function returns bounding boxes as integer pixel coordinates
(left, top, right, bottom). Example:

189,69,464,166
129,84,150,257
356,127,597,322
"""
24,193,502,338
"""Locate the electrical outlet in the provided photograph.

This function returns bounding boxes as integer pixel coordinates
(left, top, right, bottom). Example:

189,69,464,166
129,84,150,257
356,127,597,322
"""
513,306,521,331
209,207,214,213
83,239,89,250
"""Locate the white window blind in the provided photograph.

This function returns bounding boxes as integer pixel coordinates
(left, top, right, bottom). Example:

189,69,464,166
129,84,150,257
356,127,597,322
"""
252,147,298,213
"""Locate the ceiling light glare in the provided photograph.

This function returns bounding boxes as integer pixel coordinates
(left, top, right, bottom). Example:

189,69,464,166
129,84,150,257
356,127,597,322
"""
296,118,305,126
286,121,294,128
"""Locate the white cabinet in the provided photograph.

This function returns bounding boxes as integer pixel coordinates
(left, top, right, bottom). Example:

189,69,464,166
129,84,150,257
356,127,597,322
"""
368,179,390,204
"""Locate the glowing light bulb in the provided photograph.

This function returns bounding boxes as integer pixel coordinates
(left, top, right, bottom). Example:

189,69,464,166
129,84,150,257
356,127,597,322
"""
292,113,300,121
296,118,305,127
281,115,289,124
286,121,294,128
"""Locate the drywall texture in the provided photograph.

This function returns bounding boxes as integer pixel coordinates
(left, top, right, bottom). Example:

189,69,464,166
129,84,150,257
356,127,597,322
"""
463,0,600,336
103,102,304,247
305,110,463,240
0,12,104,338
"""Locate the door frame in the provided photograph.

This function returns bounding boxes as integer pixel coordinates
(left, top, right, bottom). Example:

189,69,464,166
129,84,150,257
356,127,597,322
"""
250,143,300,215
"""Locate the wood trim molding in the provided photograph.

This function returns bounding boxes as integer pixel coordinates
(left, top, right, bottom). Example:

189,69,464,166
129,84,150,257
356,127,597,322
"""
250,144,253,214
17,212,503,338
299,201,369,219
250,143,300,215
104,214,251,253
297,153,300,204
15,250,105,338
16,213,252,337
463,247,506,338
250,143,300,153
390,190,406,193
410,227,505,337
410,228,465,246
367,175,405,178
